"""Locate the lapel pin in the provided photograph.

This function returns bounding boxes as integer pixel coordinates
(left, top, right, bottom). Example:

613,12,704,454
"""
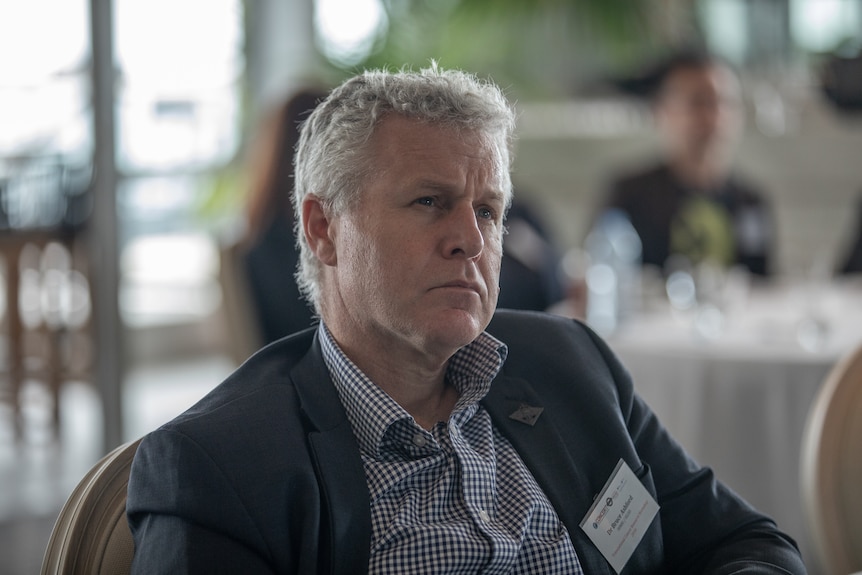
508,403,544,426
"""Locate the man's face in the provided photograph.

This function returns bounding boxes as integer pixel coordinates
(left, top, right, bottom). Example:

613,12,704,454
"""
321,115,508,361
656,64,743,163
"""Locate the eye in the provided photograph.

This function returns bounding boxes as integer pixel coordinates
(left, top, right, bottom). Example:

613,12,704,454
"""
415,196,436,207
476,206,494,220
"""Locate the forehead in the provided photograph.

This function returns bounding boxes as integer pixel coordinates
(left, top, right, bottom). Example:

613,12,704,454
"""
369,114,511,190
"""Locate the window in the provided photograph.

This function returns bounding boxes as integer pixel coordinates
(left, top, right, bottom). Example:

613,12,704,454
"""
114,0,244,326
0,0,92,230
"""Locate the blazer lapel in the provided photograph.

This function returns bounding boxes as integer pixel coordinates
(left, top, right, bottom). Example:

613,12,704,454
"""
482,372,614,574
290,335,371,575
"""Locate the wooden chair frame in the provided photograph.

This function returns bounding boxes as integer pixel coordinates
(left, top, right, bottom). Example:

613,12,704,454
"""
800,345,862,575
41,438,142,574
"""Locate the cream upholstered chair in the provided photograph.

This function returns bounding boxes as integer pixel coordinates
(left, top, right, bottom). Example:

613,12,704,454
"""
41,438,142,575
800,344,862,575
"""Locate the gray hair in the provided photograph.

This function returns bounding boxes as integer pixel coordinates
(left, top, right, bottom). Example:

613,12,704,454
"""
293,64,517,312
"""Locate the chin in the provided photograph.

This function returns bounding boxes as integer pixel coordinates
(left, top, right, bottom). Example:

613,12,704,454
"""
432,308,489,343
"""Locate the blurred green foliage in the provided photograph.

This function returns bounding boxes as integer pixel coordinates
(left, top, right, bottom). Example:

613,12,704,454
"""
321,0,685,98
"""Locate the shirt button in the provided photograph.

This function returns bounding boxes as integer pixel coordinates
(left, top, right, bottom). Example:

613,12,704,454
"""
412,434,427,447
478,509,491,523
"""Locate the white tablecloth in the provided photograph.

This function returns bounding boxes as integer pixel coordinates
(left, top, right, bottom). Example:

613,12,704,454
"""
606,277,862,573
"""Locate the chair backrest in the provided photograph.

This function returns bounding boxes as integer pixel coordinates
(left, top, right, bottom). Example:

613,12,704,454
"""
41,438,142,575
800,344,862,575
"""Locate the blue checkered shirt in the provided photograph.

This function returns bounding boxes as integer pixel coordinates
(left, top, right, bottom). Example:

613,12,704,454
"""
319,323,584,574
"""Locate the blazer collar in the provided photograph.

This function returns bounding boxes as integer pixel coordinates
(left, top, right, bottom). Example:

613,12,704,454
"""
482,372,612,574
290,334,371,575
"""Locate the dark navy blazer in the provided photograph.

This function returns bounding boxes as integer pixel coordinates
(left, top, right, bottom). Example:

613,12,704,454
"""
127,310,805,574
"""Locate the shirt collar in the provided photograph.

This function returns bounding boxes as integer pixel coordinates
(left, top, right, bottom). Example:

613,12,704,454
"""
318,322,508,458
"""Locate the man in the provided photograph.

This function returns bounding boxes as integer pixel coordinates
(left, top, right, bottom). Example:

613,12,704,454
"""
127,66,805,573
602,50,773,276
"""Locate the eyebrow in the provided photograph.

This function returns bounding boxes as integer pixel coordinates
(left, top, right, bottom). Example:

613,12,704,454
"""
413,178,507,203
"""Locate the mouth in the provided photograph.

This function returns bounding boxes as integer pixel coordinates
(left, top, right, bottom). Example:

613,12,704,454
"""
436,280,483,295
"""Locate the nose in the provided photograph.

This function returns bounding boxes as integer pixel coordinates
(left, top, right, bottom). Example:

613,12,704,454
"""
443,203,485,260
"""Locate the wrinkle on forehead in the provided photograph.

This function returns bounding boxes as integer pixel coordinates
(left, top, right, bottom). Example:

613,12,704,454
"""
370,115,512,203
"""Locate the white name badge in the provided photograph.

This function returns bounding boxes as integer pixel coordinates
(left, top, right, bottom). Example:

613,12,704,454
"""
579,459,660,574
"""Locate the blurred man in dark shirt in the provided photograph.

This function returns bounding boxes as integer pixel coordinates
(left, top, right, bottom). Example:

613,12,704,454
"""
603,50,773,276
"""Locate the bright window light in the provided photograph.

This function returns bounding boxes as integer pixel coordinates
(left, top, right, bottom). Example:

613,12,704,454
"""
699,0,749,65
0,1,88,83
791,0,861,53
314,0,387,66
115,0,243,170
0,0,89,155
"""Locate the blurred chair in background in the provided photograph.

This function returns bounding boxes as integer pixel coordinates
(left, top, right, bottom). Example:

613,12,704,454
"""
597,48,774,277
40,438,141,575
0,159,94,439
0,229,92,440
800,344,862,575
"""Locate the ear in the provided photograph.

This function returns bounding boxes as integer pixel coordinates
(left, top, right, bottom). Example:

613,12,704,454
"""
302,195,338,266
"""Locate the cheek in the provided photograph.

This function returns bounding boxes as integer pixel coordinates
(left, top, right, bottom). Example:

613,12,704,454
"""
483,239,504,280
336,224,382,289
487,231,504,261
483,253,502,312
344,232,413,292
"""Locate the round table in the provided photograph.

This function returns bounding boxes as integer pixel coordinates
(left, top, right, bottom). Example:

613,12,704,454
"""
606,276,862,573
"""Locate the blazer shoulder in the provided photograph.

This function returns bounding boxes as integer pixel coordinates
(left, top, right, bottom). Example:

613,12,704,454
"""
488,309,594,343
157,327,320,431
487,310,632,396
488,310,616,369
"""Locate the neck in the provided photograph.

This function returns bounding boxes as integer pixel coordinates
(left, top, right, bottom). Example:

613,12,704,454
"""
396,378,460,430
322,317,459,430
355,350,460,430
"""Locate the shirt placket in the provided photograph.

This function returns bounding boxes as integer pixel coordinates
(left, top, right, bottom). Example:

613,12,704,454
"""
448,410,521,573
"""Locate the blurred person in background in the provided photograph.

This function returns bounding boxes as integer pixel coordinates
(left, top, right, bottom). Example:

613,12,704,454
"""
599,49,774,277
839,192,862,275
497,195,567,312
241,87,328,344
